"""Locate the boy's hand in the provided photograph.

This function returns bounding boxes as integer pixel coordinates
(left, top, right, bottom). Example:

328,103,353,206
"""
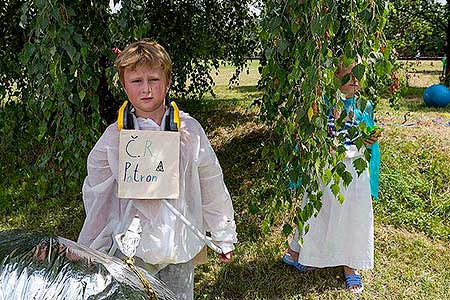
331,107,340,119
364,126,383,146
218,251,233,263
364,131,380,146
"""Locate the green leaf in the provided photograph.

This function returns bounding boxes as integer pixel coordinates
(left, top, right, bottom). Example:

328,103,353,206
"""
353,157,367,176
78,89,86,101
307,106,314,122
278,39,288,54
50,62,58,80
265,48,274,60
354,137,365,149
63,43,76,62
81,46,88,62
66,6,76,16
271,17,282,34
352,63,365,81
20,43,35,64
331,183,340,197
343,57,354,68
291,19,300,34
49,46,57,57
19,12,28,29
338,193,345,204
37,124,47,142
322,168,332,186
36,0,46,10
311,18,324,36
304,224,310,235
282,224,293,236
341,74,351,85
342,171,353,187
364,148,372,162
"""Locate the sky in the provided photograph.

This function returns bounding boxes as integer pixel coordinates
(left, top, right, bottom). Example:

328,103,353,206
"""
109,0,122,14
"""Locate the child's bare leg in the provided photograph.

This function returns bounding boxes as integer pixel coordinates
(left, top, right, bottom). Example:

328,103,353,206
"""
343,265,358,275
286,228,301,261
343,266,362,293
287,246,299,261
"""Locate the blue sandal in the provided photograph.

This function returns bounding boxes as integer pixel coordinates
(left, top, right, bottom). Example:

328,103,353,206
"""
282,253,310,273
344,272,364,294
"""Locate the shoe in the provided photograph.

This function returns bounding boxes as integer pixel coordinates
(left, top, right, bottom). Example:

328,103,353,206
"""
282,253,310,273
344,271,364,294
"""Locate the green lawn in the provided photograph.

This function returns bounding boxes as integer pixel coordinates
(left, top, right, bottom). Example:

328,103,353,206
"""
191,60,450,299
1,59,450,299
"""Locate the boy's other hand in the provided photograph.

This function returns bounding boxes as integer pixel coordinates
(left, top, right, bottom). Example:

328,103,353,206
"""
364,126,383,146
218,251,232,263
364,134,379,146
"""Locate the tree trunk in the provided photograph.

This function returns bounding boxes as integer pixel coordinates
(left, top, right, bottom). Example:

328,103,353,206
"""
98,55,119,125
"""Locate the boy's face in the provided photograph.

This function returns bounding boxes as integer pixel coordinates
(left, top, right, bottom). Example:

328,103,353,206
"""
337,62,360,98
123,64,170,121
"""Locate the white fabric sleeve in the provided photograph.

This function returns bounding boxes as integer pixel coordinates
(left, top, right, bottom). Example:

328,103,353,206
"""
77,141,120,254
345,144,366,159
197,127,237,253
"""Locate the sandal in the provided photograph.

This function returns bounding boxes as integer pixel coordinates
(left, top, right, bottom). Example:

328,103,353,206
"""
282,253,310,273
344,272,364,294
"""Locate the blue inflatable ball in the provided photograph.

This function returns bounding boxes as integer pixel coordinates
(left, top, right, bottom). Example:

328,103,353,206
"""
423,86,434,106
423,84,450,107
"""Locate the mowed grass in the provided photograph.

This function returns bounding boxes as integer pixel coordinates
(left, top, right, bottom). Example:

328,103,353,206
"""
1,59,450,299
376,60,450,241
190,60,450,299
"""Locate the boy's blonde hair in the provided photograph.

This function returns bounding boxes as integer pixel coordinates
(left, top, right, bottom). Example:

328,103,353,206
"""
114,39,172,85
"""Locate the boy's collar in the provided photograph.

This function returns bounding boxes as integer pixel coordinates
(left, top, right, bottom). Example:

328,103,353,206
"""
132,107,169,130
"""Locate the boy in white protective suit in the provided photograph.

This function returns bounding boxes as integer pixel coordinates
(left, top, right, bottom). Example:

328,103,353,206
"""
77,39,237,300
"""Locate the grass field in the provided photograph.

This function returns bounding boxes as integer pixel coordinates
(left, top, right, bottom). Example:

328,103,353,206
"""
190,60,450,299
1,59,449,299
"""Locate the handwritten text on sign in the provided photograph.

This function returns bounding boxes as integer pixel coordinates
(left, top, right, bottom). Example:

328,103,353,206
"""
118,130,180,199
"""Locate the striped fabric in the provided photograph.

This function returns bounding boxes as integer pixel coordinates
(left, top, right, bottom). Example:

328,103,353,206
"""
327,114,359,146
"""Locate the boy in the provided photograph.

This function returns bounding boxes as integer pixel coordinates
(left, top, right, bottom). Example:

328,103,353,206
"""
78,40,236,300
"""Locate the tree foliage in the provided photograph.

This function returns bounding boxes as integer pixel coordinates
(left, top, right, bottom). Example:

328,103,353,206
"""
0,0,257,198
110,0,258,100
386,0,447,56
258,0,391,236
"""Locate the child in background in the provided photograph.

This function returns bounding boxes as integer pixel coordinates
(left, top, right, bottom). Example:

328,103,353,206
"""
78,40,237,300
282,60,380,294
415,50,421,61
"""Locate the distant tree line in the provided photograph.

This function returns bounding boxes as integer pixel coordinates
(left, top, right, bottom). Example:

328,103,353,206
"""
386,0,447,57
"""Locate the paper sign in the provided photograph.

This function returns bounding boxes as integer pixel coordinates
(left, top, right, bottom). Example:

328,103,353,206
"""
118,130,180,199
